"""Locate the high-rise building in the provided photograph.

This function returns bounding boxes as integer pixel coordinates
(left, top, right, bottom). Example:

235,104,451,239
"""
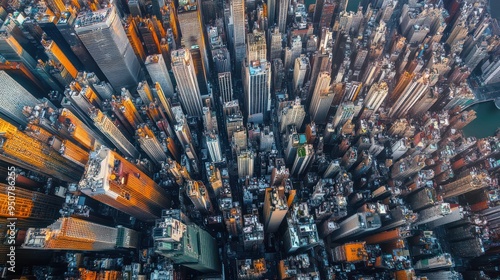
171,49,204,117
362,81,388,118
218,72,233,103
136,124,167,164
309,72,334,124
268,27,282,61
284,36,302,70
37,12,104,79
277,0,289,33
439,170,492,199
243,59,272,123
41,39,79,81
145,54,174,98
230,0,246,71
206,132,223,162
75,6,141,91
177,0,209,93
173,106,200,171
481,58,500,85
0,71,40,126
89,107,140,158
213,48,232,73
78,146,171,221
0,183,63,224
332,102,355,129
293,55,309,93
291,144,314,177
186,180,213,213
280,97,306,133
22,217,138,250
153,210,221,272
0,118,84,182
247,30,267,61
263,187,288,232
389,75,429,119
237,150,255,178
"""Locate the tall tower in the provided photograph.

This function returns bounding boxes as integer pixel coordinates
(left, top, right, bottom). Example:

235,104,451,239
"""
237,150,255,178
22,217,138,250
136,124,167,164
78,146,171,221
0,71,40,126
145,54,174,98
362,81,388,118
247,30,267,62
153,210,221,272
171,49,204,117
218,72,233,103
206,133,223,162
280,97,306,133
173,106,200,174
243,60,272,123
186,180,213,213
0,183,63,225
277,0,289,33
0,118,83,182
268,27,282,61
389,76,429,119
332,102,355,129
293,55,309,93
89,108,139,158
263,187,288,233
291,144,314,177
309,72,334,124
176,0,209,93
75,6,141,91
230,0,246,71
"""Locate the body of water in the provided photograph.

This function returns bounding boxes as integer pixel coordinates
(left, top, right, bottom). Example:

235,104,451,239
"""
462,101,500,138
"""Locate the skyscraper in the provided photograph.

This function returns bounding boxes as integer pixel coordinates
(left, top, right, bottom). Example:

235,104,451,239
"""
362,81,388,118
186,180,213,213
173,106,200,172
0,118,84,182
0,71,40,126
89,107,140,159
22,217,138,250
78,146,171,221
171,48,204,117
237,150,255,178
145,54,174,98
332,102,355,129
206,133,223,162
247,30,267,62
291,144,314,177
75,6,141,91
280,97,306,133
230,0,246,71
176,0,209,92
136,123,167,164
389,75,429,119
309,72,334,124
277,0,289,33
293,55,309,93
263,187,288,232
243,60,272,123
218,72,233,103
153,210,221,272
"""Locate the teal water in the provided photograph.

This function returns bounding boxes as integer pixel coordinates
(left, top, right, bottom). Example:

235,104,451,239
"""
462,101,500,138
